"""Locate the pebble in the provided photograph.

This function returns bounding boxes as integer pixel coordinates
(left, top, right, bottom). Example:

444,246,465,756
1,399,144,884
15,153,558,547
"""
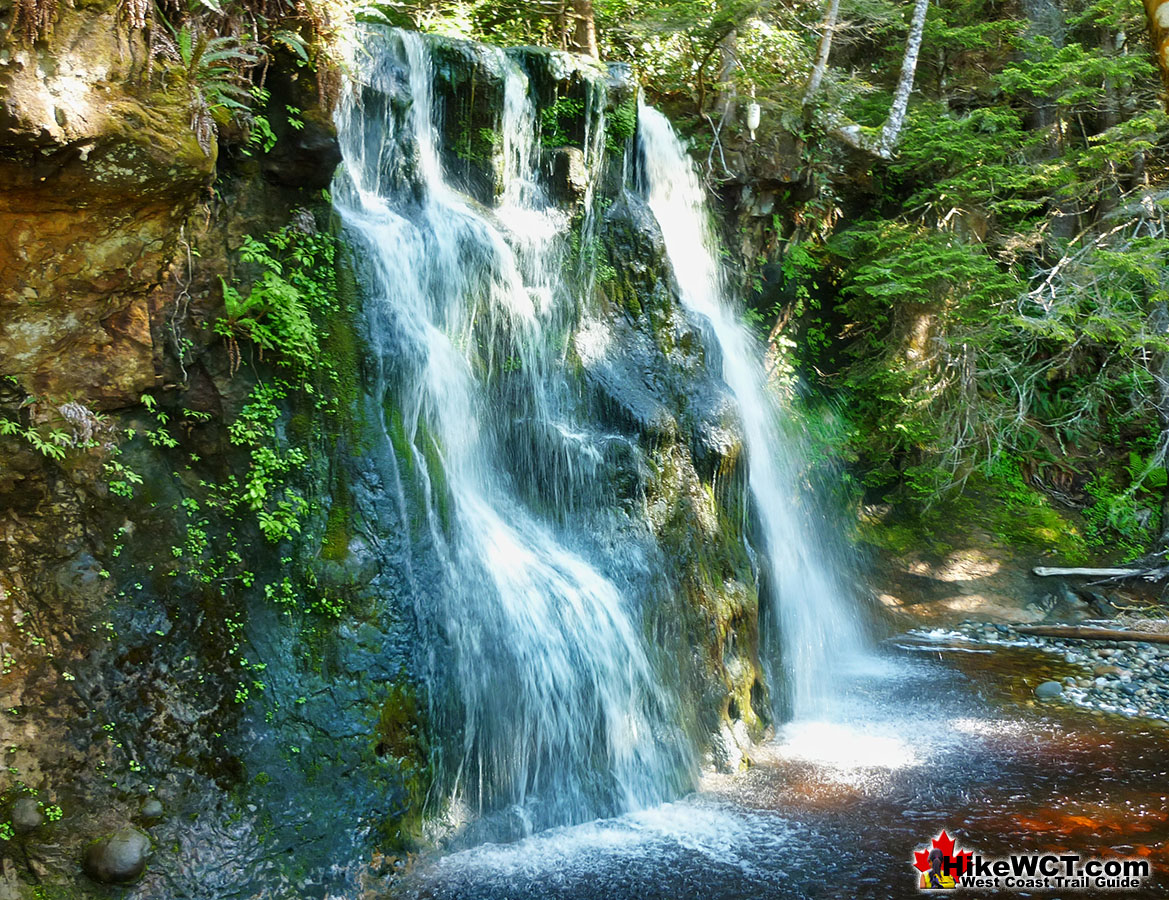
950,621,1169,722
11,798,43,833
82,827,151,884
140,798,163,821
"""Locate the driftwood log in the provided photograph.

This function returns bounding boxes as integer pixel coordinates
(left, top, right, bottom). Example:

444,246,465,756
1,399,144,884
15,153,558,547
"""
1033,566,1144,577
1032,565,1169,582
1015,625,1169,644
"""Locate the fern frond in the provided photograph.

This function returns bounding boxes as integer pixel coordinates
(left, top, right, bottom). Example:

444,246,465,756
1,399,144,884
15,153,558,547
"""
267,29,309,61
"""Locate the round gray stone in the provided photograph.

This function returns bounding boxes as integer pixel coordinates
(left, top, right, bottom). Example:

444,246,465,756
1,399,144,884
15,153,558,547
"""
82,827,151,884
11,798,43,833
140,798,163,821
1035,680,1064,699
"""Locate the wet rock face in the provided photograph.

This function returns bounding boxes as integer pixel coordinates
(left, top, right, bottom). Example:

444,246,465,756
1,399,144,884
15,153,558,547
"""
0,8,350,899
430,36,509,203
261,111,342,189
544,145,588,204
83,827,151,884
578,188,762,742
259,60,342,190
508,45,608,120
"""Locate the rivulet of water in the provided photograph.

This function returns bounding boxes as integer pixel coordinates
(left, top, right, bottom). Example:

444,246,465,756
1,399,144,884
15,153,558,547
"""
638,106,865,719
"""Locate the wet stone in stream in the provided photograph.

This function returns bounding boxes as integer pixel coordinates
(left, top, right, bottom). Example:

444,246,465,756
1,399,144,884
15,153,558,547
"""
11,797,43,833
82,827,151,884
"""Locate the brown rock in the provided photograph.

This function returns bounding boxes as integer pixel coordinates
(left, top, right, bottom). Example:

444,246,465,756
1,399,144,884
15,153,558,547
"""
0,0,214,410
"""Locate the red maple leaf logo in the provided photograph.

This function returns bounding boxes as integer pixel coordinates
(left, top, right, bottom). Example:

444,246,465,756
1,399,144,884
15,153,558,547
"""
913,830,972,877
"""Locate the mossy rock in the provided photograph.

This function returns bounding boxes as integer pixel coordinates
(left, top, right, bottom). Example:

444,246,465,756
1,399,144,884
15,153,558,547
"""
428,36,508,203
507,45,607,112
372,679,431,849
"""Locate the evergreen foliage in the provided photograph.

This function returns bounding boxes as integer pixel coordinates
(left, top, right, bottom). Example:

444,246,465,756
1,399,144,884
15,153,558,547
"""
373,0,1169,559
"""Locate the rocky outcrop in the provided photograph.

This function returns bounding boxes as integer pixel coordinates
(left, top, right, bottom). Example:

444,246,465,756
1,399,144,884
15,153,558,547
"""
585,191,764,746
0,0,215,407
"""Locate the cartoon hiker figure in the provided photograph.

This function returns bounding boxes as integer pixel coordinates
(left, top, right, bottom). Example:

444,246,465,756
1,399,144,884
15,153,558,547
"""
914,829,970,889
920,848,957,890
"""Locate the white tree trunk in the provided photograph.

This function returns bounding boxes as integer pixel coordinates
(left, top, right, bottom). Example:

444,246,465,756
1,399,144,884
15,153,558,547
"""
879,0,930,155
803,0,841,105
716,28,739,119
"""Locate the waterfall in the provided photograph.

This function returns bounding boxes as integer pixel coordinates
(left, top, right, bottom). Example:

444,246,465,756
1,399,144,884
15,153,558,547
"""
637,106,865,719
332,29,688,833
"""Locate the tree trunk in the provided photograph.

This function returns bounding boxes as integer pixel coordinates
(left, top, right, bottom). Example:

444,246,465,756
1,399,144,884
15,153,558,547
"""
879,0,930,156
716,28,739,119
803,0,840,106
1144,0,1169,107
704,28,739,175
567,0,598,57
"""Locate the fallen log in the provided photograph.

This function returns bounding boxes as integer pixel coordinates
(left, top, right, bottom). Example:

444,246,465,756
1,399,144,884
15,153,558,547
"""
1032,567,1143,577
1015,625,1169,644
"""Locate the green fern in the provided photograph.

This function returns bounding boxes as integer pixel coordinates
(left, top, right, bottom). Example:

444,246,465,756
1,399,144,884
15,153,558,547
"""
215,227,336,372
178,30,261,111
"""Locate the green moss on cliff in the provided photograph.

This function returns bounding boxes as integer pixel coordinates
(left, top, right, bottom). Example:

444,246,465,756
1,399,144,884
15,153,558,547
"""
858,466,1092,566
373,678,431,849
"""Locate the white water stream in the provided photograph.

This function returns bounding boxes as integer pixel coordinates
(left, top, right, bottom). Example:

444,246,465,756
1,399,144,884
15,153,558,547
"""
638,106,865,718
332,26,865,835
333,30,683,828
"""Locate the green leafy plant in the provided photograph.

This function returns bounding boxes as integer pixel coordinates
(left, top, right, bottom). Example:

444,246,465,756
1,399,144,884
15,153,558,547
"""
172,26,262,153
215,227,337,374
540,96,585,148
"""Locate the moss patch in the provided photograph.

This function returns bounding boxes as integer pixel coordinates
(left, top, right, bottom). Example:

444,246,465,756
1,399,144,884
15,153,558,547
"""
320,495,352,563
373,678,431,849
860,469,1092,565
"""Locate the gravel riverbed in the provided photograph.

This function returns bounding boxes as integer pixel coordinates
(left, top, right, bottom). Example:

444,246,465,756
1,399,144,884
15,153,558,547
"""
935,621,1169,721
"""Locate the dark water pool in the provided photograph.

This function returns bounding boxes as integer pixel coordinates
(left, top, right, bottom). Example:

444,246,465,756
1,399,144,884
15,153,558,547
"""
386,634,1169,899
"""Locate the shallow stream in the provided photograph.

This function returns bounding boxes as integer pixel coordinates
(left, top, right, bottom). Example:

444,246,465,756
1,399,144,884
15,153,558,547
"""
390,635,1169,899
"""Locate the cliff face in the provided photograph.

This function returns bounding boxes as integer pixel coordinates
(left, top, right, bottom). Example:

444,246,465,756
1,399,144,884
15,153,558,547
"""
0,0,214,407
0,19,769,898
0,6,215,892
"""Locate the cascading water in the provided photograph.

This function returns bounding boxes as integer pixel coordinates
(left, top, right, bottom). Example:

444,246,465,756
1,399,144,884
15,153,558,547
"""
332,28,689,833
637,106,865,719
